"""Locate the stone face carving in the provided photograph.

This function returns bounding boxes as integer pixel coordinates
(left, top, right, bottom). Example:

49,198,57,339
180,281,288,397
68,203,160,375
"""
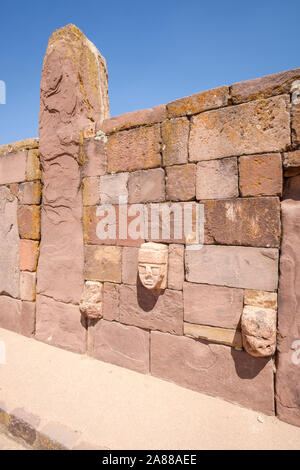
80,281,103,319
241,306,276,357
138,242,168,290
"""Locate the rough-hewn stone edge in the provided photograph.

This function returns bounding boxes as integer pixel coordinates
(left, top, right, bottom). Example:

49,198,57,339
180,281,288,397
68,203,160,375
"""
0,404,109,450
0,138,39,156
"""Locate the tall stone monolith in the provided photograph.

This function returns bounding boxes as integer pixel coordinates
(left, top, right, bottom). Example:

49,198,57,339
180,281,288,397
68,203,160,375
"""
36,24,109,352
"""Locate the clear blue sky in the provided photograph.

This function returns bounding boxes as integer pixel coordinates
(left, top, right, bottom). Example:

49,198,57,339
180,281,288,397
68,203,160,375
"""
0,0,299,145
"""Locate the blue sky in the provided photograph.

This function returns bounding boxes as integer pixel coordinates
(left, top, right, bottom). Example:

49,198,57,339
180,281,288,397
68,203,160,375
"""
0,0,299,145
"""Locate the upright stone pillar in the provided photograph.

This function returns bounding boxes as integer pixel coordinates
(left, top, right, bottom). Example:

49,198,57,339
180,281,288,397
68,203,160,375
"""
36,24,109,353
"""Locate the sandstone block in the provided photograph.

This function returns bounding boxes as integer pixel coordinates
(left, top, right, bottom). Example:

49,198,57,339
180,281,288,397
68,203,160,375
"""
151,331,275,414
18,205,40,240
100,172,128,205
196,158,238,200
79,281,103,319
102,105,166,133
122,247,139,285
18,182,42,205
26,149,41,181
20,271,36,301
204,197,281,247
0,138,38,156
185,245,279,291
241,306,277,357
166,86,230,118
119,284,183,334
183,282,243,329
82,177,100,206
244,290,277,310
184,323,242,349
82,139,106,177
0,296,21,333
292,102,300,146
20,301,35,337
128,168,165,203
107,125,161,173
161,117,189,166
168,245,184,291
283,150,300,168
35,294,86,354
283,174,300,200
20,240,39,271
103,282,120,321
239,153,282,197
189,96,290,161
166,164,196,201
0,151,27,184
84,245,122,283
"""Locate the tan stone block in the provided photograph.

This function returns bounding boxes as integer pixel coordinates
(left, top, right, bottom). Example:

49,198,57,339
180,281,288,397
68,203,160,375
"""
204,197,281,248
239,153,282,197
107,125,161,173
20,239,39,271
241,306,277,357
9,183,19,197
184,323,242,349
166,164,196,201
100,172,128,204
128,168,165,203
82,139,106,177
102,105,166,133
168,245,184,291
167,86,230,118
103,282,120,321
18,205,40,240
122,247,139,285
0,151,27,184
82,177,100,206
0,138,38,157
189,96,290,161
162,117,189,166
20,271,36,301
26,149,41,181
196,158,238,200
18,182,42,204
244,290,277,310
84,245,122,283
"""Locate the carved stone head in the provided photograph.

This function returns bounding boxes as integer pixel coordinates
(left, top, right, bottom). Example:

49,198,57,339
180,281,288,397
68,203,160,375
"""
138,242,168,290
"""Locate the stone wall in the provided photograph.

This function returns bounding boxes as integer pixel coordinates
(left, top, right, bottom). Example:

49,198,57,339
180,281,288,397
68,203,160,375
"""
0,24,300,425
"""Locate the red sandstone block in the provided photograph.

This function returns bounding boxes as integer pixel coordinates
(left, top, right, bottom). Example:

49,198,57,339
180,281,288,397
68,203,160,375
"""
84,245,122,283
122,247,139,285
107,125,161,173
150,331,275,415
88,320,150,374
196,158,238,200
128,168,165,204
283,150,300,168
18,182,42,205
166,164,196,201
17,205,40,240
0,296,21,333
231,68,300,104
168,245,184,291
204,197,281,248
239,153,282,197
100,172,128,205
189,96,290,161
166,86,230,118
103,282,120,321
183,282,243,329
20,301,35,337
119,284,183,335
83,139,106,177
101,105,166,134
0,151,27,184
20,272,36,301
161,117,189,166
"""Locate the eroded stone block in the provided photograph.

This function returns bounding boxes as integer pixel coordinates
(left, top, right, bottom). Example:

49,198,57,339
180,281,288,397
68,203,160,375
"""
128,168,165,203
84,245,122,283
161,117,189,166
79,281,103,319
167,86,229,118
241,306,276,357
166,164,196,201
0,151,27,184
239,153,282,197
168,245,184,291
196,158,238,200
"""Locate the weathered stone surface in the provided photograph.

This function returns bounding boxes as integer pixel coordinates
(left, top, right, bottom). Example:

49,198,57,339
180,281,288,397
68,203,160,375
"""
292,102,300,147
0,151,27,184
84,245,122,283
161,117,189,166
18,182,42,205
0,296,21,333
103,282,120,321
128,168,165,203
79,281,103,318
204,197,281,247
18,205,40,240
119,284,183,334
100,172,128,205
151,331,275,414
122,247,139,285
0,187,19,298
276,200,300,427
20,301,35,337
184,323,242,349
244,290,277,309
241,306,276,357
283,150,300,168
189,96,290,161
0,138,39,156
82,177,100,206
107,125,161,173
231,68,300,104
185,246,279,291
102,105,166,134
20,271,36,301
82,138,106,177
26,149,41,181
196,158,238,200
88,320,149,373
166,164,196,201
167,86,230,118
37,24,109,307
239,153,282,197
168,245,184,291
183,283,243,329
35,294,86,354
283,174,300,201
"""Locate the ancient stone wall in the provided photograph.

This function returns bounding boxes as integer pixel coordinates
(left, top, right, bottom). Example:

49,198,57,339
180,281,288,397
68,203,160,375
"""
0,24,300,426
